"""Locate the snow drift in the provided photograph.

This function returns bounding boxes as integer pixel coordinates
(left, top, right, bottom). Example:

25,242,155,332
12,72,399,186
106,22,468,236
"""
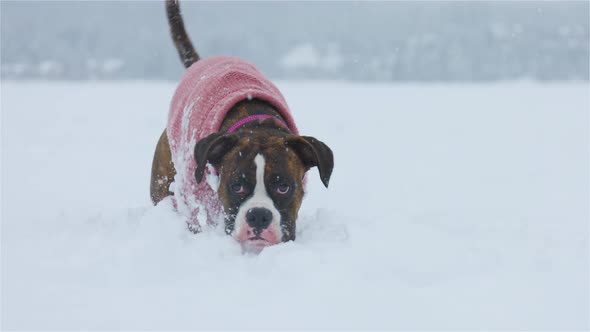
1,81,588,329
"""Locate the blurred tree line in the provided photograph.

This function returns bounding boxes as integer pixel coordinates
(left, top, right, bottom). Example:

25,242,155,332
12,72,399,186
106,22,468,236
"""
1,1,588,81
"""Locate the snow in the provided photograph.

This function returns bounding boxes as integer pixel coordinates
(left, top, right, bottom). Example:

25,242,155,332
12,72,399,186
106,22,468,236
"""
280,44,322,69
38,60,63,76
101,58,125,74
280,44,343,73
1,80,588,329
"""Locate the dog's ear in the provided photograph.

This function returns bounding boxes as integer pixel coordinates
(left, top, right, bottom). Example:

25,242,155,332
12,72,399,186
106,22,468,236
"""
287,136,334,188
194,133,239,183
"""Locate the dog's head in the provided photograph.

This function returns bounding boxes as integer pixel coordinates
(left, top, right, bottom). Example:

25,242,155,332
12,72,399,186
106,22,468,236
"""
194,128,333,250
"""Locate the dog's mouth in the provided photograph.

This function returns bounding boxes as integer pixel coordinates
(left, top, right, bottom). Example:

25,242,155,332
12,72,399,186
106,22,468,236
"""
232,216,283,252
240,236,273,253
245,236,271,245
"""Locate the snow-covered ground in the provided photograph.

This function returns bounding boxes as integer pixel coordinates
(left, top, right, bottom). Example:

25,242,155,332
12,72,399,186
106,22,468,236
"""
1,80,588,330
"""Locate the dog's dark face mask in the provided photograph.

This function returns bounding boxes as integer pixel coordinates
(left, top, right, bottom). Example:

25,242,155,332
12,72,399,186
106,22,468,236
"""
194,131,333,247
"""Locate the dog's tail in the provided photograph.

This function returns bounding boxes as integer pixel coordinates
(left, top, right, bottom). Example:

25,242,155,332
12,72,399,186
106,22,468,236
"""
166,0,200,68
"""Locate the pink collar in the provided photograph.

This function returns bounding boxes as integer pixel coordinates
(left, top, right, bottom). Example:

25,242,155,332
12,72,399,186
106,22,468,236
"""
227,114,289,133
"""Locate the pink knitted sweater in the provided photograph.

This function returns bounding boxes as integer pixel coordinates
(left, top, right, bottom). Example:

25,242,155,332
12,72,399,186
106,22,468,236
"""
167,56,299,227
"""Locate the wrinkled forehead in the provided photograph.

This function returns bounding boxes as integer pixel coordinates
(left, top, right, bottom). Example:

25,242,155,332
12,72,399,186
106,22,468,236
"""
222,137,305,180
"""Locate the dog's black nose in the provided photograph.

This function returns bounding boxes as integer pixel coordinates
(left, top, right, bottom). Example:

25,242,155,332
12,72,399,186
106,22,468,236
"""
246,207,273,229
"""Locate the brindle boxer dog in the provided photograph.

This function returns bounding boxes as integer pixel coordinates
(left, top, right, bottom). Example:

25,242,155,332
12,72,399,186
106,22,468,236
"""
151,0,334,250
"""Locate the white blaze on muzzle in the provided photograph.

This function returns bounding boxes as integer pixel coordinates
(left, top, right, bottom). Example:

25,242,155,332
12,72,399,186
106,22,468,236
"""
232,154,282,243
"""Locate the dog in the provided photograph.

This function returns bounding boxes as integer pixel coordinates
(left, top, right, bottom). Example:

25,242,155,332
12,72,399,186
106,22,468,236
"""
150,0,334,250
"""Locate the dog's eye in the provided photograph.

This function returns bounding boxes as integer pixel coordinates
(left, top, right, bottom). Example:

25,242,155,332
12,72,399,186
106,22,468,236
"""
276,183,290,195
230,183,246,194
